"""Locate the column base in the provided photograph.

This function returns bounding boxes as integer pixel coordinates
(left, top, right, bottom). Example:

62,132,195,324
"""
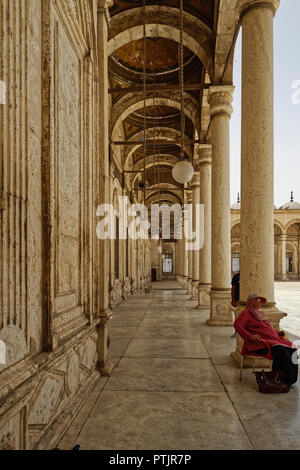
97,359,114,377
187,278,193,295
176,275,187,287
207,289,232,326
190,281,199,301
181,276,188,289
96,310,113,377
196,284,211,310
231,304,288,367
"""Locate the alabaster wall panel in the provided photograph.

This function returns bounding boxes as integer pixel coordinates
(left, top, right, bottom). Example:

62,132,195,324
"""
0,0,100,450
0,0,33,369
43,0,93,345
0,410,26,450
53,14,81,306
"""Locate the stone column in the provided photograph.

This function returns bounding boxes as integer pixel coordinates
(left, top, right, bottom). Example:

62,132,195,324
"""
207,86,234,326
186,191,193,295
96,0,113,376
190,173,200,300
281,235,288,281
182,192,189,288
197,145,212,310
232,0,284,366
183,239,189,288
176,238,183,283
158,239,163,281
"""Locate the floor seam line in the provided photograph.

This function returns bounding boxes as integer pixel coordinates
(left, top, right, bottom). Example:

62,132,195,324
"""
207,351,255,450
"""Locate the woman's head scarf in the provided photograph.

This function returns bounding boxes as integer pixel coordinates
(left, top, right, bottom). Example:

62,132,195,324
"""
247,298,271,325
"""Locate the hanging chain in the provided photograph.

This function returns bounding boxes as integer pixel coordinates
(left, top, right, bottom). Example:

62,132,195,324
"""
179,0,185,160
153,39,160,239
142,0,148,284
143,0,147,205
153,38,157,192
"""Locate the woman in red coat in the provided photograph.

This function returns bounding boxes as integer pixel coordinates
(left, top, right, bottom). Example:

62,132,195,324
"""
234,293,298,389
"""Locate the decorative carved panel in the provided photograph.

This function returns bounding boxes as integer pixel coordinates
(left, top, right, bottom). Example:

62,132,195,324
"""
41,0,92,345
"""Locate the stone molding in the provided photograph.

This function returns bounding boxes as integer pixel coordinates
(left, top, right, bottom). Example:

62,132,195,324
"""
111,93,201,141
236,0,280,20
190,172,200,189
208,289,233,326
197,145,212,166
208,86,234,119
196,284,211,310
0,324,99,449
97,0,113,25
186,191,193,205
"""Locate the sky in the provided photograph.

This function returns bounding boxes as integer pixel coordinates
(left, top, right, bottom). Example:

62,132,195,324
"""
230,0,300,207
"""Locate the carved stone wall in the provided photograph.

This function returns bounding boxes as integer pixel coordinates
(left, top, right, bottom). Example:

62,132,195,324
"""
0,0,102,450
0,0,32,372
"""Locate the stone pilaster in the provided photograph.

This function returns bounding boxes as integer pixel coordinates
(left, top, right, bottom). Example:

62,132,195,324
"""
158,239,163,282
197,145,212,310
96,0,113,377
186,191,193,295
182,229,188,287
207,86,234,326
190,173,200,300
182,192,189,288
176,237,184,284
232,0,285,366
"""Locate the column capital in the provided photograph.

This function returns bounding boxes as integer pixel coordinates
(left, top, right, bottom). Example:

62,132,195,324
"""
280,234,287,241
198,145,212,166
190,172,200,189
236,0,280,21
98,0,113,9
97,0,113,24
186,190,193,204
209,85,234,119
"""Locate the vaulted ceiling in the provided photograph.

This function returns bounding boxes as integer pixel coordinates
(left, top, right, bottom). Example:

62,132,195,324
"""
109,1,216,28
108,0,219,211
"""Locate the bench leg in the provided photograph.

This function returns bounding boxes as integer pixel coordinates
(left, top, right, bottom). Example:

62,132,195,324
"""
239,356,244,381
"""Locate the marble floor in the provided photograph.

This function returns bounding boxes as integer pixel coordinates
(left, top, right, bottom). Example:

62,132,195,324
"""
276,282,300,338
59,282,300,450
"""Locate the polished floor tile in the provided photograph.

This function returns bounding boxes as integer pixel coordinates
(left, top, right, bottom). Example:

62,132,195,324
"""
60,281,300,451
106,357,223,392
76,391,252,450
124,338,209,359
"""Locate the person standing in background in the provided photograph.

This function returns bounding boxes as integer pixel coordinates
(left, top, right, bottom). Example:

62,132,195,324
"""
231,271,240,338
231,271,240,307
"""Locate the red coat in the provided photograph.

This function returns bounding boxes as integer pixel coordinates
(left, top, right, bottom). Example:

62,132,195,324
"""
234,308,295,354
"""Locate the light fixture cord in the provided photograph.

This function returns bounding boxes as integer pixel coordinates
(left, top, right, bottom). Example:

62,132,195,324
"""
179,0,185,161
143,0,147,206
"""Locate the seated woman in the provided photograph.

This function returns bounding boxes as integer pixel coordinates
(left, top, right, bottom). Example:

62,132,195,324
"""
234,293,298,390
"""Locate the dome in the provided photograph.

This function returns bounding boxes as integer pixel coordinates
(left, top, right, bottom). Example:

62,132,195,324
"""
279,192,300,210
231,193,240,210
279,201,300,210
231,194,277,210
